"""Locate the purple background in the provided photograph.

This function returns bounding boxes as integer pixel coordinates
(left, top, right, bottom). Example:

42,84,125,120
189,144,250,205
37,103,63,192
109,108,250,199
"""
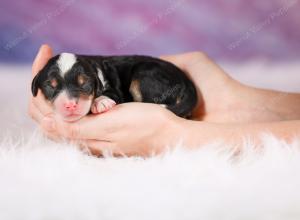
1,0,300,63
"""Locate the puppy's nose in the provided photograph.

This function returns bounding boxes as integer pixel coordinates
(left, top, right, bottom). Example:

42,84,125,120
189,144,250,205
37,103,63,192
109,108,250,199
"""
64,101,77,111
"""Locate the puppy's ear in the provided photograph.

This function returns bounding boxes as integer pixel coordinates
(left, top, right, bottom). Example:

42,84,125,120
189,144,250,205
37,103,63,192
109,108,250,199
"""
31,71,42,96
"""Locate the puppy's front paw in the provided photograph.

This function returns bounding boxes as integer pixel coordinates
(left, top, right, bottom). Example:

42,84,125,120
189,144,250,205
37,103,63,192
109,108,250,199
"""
91,96,116,114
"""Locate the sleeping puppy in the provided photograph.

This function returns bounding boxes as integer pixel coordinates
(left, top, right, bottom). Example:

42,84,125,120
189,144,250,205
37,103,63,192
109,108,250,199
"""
31,53,197,122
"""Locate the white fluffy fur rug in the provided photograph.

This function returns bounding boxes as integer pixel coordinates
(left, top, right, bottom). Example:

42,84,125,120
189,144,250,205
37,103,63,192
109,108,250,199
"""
1,134,300,220
0,62,300,220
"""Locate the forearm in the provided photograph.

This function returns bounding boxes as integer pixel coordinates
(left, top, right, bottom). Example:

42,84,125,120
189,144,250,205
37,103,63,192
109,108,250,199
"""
240,84,300,121
178,119,300,149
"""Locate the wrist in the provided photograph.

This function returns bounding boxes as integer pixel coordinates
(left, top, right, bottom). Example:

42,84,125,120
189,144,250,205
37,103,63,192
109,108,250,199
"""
171,118,208,149
153,114,186,153
174,119,238,149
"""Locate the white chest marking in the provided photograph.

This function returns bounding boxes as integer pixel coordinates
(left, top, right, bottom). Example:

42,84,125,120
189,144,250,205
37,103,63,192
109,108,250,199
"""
97,68,107,89
57,53,76,77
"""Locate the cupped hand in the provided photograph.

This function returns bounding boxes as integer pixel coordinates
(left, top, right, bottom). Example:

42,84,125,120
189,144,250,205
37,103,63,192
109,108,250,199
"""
28,45,182,156
28,45,245,156
160,52,243,122
28,45,59,140
42,102,182,156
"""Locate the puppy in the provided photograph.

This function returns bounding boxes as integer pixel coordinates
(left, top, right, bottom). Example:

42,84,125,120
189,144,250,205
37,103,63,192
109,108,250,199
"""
31,53,197,122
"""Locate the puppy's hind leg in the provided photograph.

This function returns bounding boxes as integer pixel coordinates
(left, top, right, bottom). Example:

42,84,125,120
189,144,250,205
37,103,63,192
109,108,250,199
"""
129,79,143,102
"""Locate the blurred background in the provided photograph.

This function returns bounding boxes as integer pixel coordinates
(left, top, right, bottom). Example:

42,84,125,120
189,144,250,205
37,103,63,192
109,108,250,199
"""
1,0,300,63
0,0,299,135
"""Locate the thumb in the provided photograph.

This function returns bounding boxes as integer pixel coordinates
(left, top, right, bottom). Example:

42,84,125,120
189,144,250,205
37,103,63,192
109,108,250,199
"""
32,44,53,76
159,54,186,70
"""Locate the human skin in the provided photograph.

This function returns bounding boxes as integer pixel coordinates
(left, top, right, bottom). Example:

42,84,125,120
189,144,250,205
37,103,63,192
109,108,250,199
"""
28,45,300,156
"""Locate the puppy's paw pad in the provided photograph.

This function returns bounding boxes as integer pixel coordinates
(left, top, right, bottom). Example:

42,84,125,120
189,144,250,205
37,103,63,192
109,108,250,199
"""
91,96,116,114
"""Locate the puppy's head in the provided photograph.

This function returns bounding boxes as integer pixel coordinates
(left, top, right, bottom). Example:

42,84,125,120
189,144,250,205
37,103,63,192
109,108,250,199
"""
32,53,104,122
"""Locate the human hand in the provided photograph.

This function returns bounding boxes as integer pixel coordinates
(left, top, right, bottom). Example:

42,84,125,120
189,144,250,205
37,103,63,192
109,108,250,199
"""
28,46,275,157
28,44,61,140
161,52,295,123
42,102,182,156
28,45,183,157
161,52,243,122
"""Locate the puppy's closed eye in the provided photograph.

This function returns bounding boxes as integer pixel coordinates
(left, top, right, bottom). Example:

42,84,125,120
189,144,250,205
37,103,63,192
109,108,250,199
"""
50,78,58,88
44,78,59,89
77,74,93,95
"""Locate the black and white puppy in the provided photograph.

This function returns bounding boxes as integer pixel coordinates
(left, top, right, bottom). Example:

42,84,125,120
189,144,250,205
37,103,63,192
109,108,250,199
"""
31,53,197,122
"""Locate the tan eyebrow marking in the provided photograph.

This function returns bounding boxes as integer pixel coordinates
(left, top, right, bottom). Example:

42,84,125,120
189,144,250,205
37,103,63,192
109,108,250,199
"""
78,74,87,85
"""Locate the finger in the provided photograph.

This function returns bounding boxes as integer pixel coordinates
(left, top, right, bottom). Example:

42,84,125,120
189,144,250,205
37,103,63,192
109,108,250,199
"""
30,45,54,115
32,44,53,76
41,130,61,142
83,139,120,157
40,115,95,139
29,108,61,141
40,117,80,139
32,92,53,116
40,116,59,133
84,140,146,157
43,109,121,140
160,51,210,72
28,99,45,123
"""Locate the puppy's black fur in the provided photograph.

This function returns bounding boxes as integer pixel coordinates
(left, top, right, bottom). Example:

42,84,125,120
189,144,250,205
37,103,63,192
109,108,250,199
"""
32,54,198,117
